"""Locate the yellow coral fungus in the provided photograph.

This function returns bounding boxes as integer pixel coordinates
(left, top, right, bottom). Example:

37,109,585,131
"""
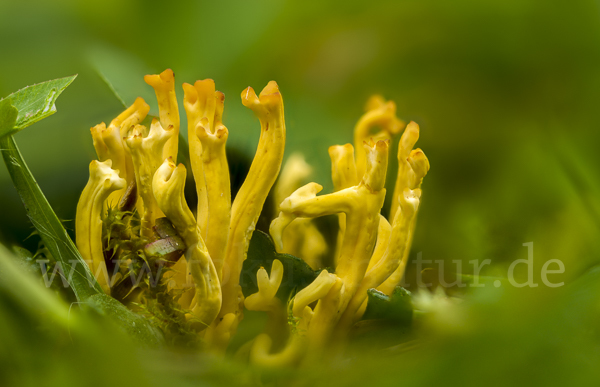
245,259,312,367
90,97,149,206
152,158,221,328
353,95,404,179
380,121,430,295
144,69,179,161
76,68,429,363
125,119,175,236
292,270,337,318
183,79,231,278
75,159,126,293
338,187,421,329
244,259,284,312
273,153,327,270
389,121,429,220
270,140,389,353
217,81,286,332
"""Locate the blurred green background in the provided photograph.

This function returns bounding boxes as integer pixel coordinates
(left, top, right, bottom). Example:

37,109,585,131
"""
2,0,600,385
3,0,600,282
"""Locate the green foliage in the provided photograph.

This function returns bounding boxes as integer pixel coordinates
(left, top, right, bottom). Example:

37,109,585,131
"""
102,207,167,295
0,98,18,137
0,134,102,300
102,206,197,346
0,243,69,324
0,76,76,137
2,1,600,384
103,208,145,262
103,207,139,256
0,78,102,300
362,286,413,326
85,293,164,347
135,277,200,348
241,230,320,302
29,238,77,302
0,76,92,297
0,78,171,349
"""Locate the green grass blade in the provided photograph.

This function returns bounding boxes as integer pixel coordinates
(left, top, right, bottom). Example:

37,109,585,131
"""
0,243,69,324
88,46,158,115
0,135,102,300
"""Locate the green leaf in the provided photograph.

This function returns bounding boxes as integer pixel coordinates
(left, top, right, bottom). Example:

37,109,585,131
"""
0,75,76,136
0,98,18,137
85,293,164,347
362,286,413,325
240,230,320,301
0,135,103,300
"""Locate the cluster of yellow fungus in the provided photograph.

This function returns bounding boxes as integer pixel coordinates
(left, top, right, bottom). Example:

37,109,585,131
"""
252,98,429,365
75,69,429,362
77,69,286,349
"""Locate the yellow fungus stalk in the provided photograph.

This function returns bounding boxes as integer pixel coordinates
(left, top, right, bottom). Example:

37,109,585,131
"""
329,144,359,265
144,69,180,161
183,79,231,278
379,121,430,295
353,95,404,179
245,260,309,367
182,81,207,235
75,159,126,294
125,119,175,237
244,259,284,312
153,158,221,328
275,153,313,207
218,81,286,332
90,97,149,206
330,141,388,296
270,140,389,353
274,153,327,270
292,270,337,318
338,187,421,328
389,121,429,220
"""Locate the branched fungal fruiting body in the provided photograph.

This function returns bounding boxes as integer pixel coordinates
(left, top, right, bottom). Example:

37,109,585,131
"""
379,121,430,295
144,69,180,162
273,153,327,270
76,68,428,363
90,97,149,207
125,119,174,237
182,79,231,278
270,140,390,354
76,160,126,294
153,159,221,328
353,95,404,180
210,81,286,349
